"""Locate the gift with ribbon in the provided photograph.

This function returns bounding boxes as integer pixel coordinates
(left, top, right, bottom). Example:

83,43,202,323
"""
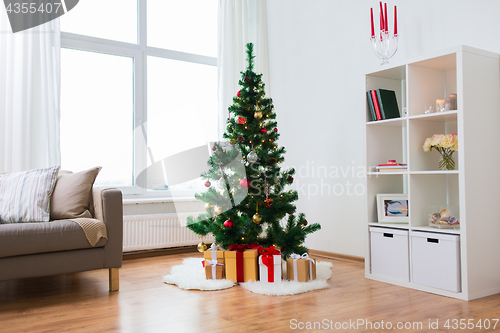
203,243,225,268
225,243,261,282
205,259,224,280
286,253,316,282
258,246,282,283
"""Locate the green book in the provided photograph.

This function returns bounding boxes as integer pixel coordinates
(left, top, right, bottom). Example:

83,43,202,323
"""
376,89,400,119
366,91,377,121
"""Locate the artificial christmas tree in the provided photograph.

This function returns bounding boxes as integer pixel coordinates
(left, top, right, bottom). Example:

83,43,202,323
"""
187,43,320,259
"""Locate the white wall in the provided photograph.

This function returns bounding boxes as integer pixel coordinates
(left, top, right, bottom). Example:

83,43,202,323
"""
266,0,500,257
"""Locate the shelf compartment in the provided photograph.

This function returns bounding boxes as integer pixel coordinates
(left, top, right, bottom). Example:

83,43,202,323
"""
365,65,406,123
409,174,459,229
407,54,457,117
366,122,407,172
408,117,458,172
366,174,407,223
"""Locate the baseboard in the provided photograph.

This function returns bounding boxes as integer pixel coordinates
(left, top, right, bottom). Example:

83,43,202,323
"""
122,246,365,265
123,245,199,260
308,249,365,264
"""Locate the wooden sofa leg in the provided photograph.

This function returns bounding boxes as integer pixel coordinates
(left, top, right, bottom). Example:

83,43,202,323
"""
109,268,119,291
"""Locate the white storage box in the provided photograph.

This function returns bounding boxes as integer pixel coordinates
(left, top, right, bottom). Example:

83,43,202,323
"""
370,227,409,281
411,231,461,292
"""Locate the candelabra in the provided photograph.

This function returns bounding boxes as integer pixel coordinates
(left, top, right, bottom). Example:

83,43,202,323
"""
371,31,398,65
370,2,398,65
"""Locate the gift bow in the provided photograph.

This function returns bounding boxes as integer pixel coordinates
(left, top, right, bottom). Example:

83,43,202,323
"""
290,253,315,281
209,243,221,251
259,246,280,256
228,243,261,252
206,259,223,280
259,246,281,282
209,243,220,262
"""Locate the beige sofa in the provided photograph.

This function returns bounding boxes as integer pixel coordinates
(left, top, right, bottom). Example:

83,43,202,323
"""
0,188,123,291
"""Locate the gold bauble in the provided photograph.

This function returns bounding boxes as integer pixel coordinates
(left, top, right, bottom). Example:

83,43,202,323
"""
254,111,263,119
229,138,236,144
197,242,207,252
214,206,223,215
204,203,212,211
252,213,262,224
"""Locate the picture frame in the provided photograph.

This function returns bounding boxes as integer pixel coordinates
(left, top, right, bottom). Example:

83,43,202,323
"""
376,194,409,223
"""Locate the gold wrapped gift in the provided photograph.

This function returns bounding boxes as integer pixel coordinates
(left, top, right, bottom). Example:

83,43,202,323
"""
225,248,259,282
286,254,316,282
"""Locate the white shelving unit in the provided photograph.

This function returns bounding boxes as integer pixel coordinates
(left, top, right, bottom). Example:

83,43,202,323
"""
363,45,500,300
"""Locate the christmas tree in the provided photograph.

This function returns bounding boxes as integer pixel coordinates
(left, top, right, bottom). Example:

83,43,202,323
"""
187,43,320,259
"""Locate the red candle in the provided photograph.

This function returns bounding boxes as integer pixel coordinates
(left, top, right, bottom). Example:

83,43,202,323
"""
380,11,384,33
384,3,388,32
370,8,375,37
394,5,398,35
379,2,384,31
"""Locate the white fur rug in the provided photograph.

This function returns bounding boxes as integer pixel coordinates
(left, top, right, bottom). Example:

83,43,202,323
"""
162,257,332,296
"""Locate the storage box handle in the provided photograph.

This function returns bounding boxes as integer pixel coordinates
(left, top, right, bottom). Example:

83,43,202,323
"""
427,238,439,243
383,233,394,238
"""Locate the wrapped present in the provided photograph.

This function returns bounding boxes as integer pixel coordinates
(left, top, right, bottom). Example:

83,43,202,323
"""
203,243,225,267
286,253,316,282
258,246,282,283
205,260,224,280
225,244,261,282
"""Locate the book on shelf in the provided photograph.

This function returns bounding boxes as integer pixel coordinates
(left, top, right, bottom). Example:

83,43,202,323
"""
366,91,377,121
377,167,407,172
375,89,400,120
376,162,407,172
370,90,382,120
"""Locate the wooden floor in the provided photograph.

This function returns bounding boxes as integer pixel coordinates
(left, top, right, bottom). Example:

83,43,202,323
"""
1,252,500,333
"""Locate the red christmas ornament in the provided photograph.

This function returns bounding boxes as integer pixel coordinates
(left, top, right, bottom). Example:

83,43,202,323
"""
260,128,268,134
273,128,278,132
240,178,250,189
237,90,241,97
204,181,211,187
224,219,234,228
212,146,216,151
237,117,246,125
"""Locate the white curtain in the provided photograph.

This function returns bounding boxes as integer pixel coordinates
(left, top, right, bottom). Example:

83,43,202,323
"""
217,0,270,139
0,10,61,173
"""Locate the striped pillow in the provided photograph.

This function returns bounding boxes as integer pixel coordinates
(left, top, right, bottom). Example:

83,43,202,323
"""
0,166,60,223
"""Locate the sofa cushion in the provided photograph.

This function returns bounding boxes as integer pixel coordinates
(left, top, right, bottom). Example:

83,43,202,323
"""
50,167,101,220
0,220,107,258
0,166,60,223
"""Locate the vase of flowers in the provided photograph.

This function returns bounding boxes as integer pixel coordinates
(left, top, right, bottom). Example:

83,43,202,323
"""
423,133,458,170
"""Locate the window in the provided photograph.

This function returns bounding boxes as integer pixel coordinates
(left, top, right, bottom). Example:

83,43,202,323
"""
60,0,218,195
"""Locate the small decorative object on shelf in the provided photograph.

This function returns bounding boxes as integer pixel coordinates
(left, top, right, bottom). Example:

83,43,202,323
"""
369,2,398,65
436,99,446,112
423,133,458,170
424,105,435,114
445,94,457,111
376,194,408,223
429,208,460,229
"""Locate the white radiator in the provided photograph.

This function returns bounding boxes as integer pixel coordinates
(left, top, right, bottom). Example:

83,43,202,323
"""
123,213,214,252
